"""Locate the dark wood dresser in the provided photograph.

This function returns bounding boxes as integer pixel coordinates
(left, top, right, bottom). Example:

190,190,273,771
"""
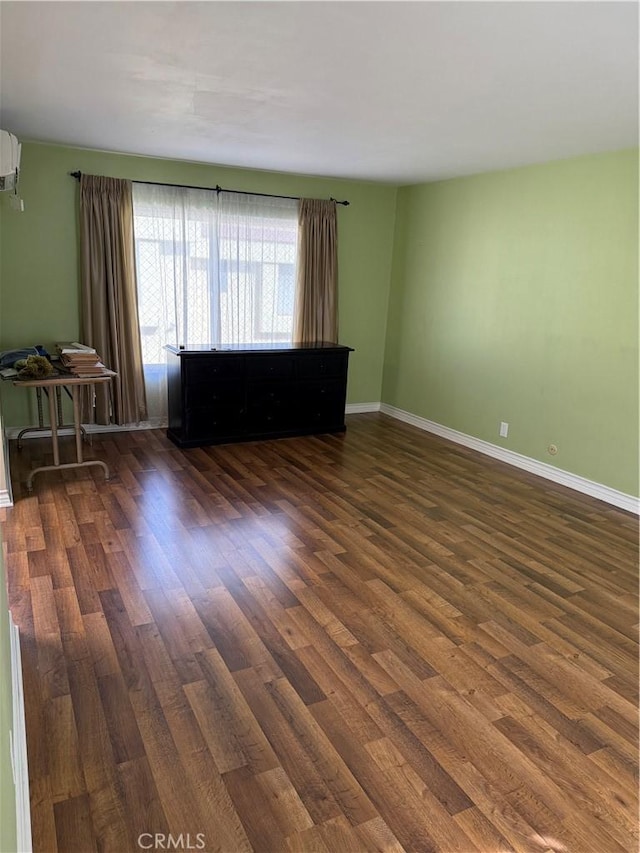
165,342,354,448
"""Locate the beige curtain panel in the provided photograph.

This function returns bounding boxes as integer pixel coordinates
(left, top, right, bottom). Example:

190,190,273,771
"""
294,199,338,344
80,174,148,425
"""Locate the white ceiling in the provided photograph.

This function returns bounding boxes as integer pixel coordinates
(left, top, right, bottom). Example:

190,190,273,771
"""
0,1,637,184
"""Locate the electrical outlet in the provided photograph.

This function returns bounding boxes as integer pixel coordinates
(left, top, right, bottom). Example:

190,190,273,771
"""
499,421,509,438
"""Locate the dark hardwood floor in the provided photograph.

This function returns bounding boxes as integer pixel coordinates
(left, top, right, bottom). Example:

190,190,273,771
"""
1,413,638,853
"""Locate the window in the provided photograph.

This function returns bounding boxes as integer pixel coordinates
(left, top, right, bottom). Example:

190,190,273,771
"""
275,263,296,316
133,185,298,365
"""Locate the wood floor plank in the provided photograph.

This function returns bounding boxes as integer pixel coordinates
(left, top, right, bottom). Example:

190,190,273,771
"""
151,678,253,853
65,658,138,852
117,756,171,844
193,647,281,774
127,680,219,846
233,666,344,826
354,816,406,853
2,415,637,852
365,736,479,852
96,672,146,765
266,677,379,827
222,765,287,851
82,610,121,677
254,766,314,836
368,694,475,816
53,794,97,853
46,694,86,804
54,586,89,664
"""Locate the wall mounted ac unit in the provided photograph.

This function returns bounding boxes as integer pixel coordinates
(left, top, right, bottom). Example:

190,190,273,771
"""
0,131,21,192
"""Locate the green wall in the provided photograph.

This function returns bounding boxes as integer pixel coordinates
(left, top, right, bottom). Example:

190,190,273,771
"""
383,149,639,496
0,142,397,426
0,547,17,853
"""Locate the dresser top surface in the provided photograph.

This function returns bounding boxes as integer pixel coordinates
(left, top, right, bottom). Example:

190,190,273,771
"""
166,342,353,356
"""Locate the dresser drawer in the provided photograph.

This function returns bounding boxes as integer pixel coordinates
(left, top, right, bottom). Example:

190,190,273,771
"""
246,405,291,433
246,355,295,380
297,381,346,426
295,353,347,379
184,380,244,410
247,384,296,430
183,355,243,384
184,404,244,440
301,404,345,429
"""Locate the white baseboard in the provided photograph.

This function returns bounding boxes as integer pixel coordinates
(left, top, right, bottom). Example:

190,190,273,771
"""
380,403,640,515
5,418,167,440
80,418,167,435
0,489,13,508
9,618,32,853
345,402,381,414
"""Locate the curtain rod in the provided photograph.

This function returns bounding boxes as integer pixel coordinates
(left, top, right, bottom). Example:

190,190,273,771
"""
69,171,349,206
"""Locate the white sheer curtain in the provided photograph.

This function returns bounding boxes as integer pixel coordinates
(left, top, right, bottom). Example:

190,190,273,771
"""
132,184,298,422
217,192,299,345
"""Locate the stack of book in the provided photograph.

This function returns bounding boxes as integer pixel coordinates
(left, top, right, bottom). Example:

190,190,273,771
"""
55,342,111,376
